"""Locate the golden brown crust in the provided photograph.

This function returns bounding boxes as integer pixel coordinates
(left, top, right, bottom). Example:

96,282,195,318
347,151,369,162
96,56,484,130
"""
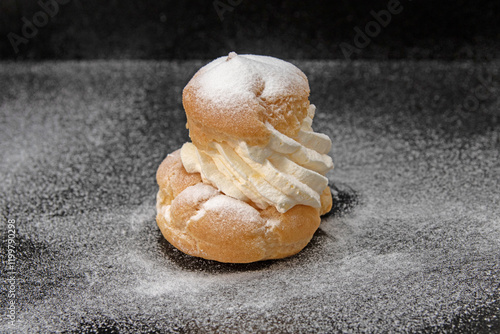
182,55,311,148
183,86,271,147
156,150,331,263
320,185,333,216
156,150,202,205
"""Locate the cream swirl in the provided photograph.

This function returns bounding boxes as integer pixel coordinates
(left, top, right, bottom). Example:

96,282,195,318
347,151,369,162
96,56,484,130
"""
180,105,333,213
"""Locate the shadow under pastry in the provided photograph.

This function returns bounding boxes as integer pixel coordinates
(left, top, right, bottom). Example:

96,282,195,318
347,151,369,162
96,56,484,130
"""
157,183,358,272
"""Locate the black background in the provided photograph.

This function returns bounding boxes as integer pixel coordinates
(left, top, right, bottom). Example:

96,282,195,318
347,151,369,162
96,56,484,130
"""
1,1,500,333
1,0,499,60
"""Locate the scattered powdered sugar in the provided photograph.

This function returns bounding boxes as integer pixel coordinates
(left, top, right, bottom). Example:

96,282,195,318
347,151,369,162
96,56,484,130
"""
195,53,308,106
3,61,500,334
265,219,280,229
180,183,219,202
202,194,262,223
158,204,171,221
190,208,206,222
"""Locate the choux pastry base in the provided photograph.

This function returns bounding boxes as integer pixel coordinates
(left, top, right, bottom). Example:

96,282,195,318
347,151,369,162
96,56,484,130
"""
156,150,332,263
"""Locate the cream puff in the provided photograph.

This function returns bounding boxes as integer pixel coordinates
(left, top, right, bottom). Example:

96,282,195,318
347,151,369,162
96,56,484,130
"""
156,52,333,263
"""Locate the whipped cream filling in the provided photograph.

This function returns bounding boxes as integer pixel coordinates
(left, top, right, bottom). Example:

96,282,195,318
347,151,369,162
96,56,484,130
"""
180,105,333,213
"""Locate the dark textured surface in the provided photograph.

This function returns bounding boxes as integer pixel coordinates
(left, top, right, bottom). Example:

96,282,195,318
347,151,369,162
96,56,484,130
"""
1,0,499,60
1,60,499,333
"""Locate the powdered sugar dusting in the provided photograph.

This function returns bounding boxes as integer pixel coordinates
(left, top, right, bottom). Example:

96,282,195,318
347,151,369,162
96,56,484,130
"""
203,194,262,222
190,208,206,222
265,219,280,228
195,53,308,106
180,183,218,202
3,61,500,334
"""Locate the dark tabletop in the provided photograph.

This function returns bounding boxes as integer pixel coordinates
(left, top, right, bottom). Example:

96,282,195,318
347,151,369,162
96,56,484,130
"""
0,60,499,333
